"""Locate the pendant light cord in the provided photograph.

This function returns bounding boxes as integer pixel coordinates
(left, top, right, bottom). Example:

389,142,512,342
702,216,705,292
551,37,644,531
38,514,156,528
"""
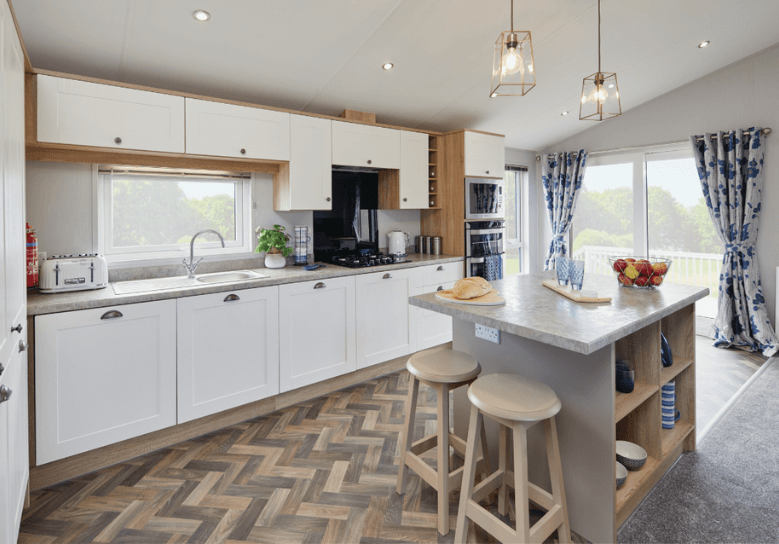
510,0,514,33
597,0,602,75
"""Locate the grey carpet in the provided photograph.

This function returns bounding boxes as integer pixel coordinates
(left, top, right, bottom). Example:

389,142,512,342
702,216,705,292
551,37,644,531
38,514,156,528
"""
618,358,779,544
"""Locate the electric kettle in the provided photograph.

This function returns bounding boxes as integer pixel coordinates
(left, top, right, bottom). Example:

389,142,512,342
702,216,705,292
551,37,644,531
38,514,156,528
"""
387,230,410,255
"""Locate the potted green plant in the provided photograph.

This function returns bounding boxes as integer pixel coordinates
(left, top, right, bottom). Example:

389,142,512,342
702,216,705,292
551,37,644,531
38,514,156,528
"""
255,224,293,269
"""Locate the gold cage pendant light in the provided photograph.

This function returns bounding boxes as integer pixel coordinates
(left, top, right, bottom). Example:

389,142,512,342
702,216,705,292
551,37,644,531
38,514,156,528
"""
490,0,536,97
580,0,621,120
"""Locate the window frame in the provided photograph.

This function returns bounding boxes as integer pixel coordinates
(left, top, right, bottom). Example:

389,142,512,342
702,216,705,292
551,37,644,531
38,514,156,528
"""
504,166,529,275
95,166,253,264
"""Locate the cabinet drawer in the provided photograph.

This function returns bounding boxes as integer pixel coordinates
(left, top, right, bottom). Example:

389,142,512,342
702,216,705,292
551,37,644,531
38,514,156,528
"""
422,262,464,287
185,98,290,160
36,75,185,153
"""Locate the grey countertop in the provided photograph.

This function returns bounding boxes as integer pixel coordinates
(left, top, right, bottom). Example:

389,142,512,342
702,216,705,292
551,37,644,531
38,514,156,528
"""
28,254,463,317
409,272,709,355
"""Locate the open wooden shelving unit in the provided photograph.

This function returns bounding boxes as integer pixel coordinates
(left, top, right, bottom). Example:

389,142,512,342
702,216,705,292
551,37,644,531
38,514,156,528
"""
614,303,696,531
428,135,441,209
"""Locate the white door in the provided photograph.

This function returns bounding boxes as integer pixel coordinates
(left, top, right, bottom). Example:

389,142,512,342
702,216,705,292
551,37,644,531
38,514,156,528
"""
464,131,505,178
400,131,429,209
177,287,280,423
0,371,9,544
35,300,177,464
185,98,290,160
332,121,400,169
279,276,356,392
356,269,416,368
4,336,28,540
286,114,332,210
36,75,185,153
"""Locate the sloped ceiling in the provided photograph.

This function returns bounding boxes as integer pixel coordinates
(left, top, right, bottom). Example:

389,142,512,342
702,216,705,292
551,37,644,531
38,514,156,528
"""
14,0,779,150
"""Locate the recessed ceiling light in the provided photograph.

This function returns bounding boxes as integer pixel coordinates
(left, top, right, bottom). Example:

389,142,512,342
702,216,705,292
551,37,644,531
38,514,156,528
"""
193,10,210,22
561,111,569,116
382,63,394,70
698,40,710,48
490,92,498,98
608,84,614,88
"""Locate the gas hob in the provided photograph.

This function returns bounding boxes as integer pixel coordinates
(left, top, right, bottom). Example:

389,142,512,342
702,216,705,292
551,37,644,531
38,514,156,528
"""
330,252,406,268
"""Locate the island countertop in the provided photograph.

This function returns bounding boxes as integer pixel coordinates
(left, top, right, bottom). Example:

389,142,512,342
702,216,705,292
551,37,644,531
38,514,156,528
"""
409,272,709,354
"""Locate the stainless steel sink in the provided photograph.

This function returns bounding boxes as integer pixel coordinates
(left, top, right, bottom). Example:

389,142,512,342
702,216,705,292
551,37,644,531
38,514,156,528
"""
195,270,267,284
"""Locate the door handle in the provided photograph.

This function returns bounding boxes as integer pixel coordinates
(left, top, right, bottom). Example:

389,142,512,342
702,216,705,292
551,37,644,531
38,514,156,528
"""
437,266,444,271
383,273,392,279
224,294,240,302
100,310,123,320
437,286,444,291
11,324,22,334
18,340,27,352
0,385,11,403
314,282,326,289
114,137,122,145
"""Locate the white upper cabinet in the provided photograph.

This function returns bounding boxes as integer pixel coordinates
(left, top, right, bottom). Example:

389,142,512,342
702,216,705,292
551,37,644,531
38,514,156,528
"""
332,121,400,169
177,287,280,423
464,131,505,178
278,114,332,210
399,131,429,209
36,75,185,153
185,98,290,161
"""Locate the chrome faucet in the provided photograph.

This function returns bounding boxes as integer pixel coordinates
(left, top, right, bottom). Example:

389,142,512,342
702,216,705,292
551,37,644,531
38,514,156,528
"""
183,229,225,279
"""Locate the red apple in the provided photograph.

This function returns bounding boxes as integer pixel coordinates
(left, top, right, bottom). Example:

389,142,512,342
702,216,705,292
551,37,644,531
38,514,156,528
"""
634,276,650,287
635,262,653,276
653,262,668,276
625,258,636,264
618,273,634,286
650,275,664,286
613,259,628,272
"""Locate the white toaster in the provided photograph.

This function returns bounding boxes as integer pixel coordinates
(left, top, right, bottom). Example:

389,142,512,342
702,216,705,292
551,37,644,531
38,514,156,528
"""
39,254,109,293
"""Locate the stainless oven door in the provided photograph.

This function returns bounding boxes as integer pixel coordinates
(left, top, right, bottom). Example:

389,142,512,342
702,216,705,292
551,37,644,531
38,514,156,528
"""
467,227,505,257
465,178,504,220
466,256,506,280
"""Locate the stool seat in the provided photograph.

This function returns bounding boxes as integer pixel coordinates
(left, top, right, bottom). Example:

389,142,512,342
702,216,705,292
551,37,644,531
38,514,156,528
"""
467,373,561,422
407,350,481,384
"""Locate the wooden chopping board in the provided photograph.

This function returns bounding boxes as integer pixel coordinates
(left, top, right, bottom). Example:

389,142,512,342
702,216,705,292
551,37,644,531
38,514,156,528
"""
541,279,612,303
435,288,506,306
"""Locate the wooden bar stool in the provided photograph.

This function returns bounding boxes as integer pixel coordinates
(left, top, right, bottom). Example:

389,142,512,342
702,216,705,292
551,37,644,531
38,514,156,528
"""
454,373,571,544
397,349,491,536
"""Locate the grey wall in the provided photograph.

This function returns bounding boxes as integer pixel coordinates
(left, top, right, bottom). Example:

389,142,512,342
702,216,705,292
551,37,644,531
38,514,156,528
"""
543,43,779,322
505,147,542,274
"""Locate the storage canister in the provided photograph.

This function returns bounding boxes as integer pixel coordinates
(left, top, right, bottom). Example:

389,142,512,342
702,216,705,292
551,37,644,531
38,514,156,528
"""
424,236,432,254
432,236,442,255
415,236,423,254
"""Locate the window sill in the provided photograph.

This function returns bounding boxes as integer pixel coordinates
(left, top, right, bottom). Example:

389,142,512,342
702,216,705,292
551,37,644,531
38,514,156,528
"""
106,250,261,270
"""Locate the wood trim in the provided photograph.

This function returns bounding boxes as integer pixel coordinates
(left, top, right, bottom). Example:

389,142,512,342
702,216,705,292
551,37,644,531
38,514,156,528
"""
28,343,450,491
339,109,376,124
273,162,291,211
421,131,465,257
31,68,441,136
442,128,506,138
377,169,400,209
25,71,36,144
7,0,32,73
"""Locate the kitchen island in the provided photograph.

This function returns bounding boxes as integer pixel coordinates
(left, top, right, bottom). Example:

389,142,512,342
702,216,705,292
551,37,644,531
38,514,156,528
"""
409,272,709,543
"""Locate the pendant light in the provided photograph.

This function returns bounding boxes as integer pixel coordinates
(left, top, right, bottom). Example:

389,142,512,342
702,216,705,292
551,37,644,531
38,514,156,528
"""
490,0,535,97
579,0,621,120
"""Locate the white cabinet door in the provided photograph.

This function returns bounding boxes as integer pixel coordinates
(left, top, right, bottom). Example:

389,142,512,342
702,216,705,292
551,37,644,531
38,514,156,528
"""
411,263,464,351
464,131,505,178
0,373,9,544
177,287,279,423
36,75,185,153
2,336,28,542
284,114,332,210
185,98,290,161
400,131,429,209
356,269,416,368
332,121,400,169
279,276,356,392
35,300,177,464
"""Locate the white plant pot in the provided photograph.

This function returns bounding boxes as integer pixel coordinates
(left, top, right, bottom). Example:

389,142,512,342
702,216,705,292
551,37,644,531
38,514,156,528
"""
264,252,286,269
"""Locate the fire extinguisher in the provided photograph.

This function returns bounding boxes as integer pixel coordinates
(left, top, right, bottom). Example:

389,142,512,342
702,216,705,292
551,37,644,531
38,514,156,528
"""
26,223,38,288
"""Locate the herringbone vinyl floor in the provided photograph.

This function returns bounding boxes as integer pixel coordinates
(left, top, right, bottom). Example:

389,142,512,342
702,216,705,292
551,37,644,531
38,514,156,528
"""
19,370,583,544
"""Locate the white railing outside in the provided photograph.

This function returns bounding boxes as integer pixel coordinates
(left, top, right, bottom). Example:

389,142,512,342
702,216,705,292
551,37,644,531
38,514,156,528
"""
571,245,722,298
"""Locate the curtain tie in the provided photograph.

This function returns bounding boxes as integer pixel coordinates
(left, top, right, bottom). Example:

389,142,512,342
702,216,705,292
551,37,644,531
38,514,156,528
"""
725,242,754,255
551,233,566,253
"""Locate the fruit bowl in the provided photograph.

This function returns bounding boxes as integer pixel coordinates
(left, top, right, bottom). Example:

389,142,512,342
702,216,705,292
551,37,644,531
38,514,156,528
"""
608,257,672,288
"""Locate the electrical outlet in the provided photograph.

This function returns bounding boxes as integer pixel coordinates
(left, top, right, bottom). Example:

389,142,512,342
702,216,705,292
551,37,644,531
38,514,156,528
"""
475,324,500,344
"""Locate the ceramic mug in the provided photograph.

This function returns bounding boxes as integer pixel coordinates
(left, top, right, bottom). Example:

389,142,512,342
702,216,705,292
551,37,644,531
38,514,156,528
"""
661,381,679,429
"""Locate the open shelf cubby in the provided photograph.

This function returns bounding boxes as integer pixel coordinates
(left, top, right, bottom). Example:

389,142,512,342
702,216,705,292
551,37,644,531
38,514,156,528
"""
428,135,439,210
614,303,697,530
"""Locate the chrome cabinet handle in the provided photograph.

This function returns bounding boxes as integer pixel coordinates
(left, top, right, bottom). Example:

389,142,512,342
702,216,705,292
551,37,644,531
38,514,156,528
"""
11,324,22,334
367,159,372,165
437,285,444,291
403,198,407,202
240,148,246,155
314,282,326,289
383,273,392,279
18,340,27,352
0,362,5,375
486,170,490,174
224,294,240,302
326,197,331,202
101,310,123,320
0,385,11,403
114,137,122,144
437,266,444,271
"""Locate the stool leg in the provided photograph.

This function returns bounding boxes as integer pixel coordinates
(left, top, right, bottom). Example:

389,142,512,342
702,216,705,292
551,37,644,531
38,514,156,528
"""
479,416,492,479
544,416,571,544
454,405,481,544
513,423,530,543
396,374,420,495
437,383,451,535
498,424,509,516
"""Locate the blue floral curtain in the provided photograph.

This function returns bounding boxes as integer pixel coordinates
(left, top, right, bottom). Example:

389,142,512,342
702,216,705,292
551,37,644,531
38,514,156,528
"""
691,128,778,356
542,151,588,270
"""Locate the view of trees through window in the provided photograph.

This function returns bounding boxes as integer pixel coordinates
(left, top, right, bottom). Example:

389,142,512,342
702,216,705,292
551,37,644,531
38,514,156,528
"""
110,176,238,248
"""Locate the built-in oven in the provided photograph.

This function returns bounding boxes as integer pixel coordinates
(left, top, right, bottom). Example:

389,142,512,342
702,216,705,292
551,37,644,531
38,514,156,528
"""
465,221,506,280
465,177,504,220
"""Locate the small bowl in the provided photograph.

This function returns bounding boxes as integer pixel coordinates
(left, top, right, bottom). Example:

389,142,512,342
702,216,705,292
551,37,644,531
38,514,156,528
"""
616,462,628,489
608,257,672,288
616,440,647,471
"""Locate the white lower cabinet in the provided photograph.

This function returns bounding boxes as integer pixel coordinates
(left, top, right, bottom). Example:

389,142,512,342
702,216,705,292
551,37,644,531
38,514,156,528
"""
177,287,279,422
410,263,464,351
279,277,356,392
35,300,177,464
356,269,416,368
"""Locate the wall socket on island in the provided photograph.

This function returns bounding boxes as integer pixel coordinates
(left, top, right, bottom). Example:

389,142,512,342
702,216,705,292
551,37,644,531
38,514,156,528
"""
475,324,500,344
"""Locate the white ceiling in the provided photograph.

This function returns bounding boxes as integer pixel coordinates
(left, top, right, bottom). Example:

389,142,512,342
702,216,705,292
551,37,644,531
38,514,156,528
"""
14,0,779,150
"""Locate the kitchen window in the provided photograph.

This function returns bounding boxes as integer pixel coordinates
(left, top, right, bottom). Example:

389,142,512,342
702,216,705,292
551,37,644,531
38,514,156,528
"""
504,166,528,275
97,166,253,262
